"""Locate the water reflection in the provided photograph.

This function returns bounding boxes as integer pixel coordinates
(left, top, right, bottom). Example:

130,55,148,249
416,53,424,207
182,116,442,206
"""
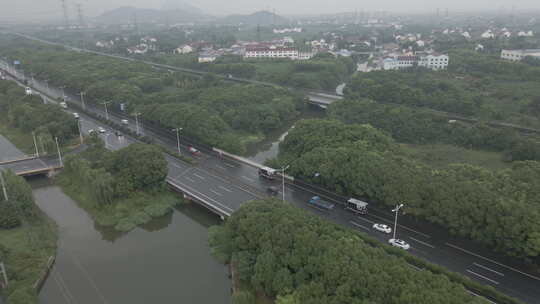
28,178,231,304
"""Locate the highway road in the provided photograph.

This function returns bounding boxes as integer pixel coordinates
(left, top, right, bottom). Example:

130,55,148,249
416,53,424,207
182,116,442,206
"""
2,62,540,304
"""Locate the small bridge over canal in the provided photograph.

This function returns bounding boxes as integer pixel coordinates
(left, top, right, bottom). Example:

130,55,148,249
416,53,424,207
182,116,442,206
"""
0,156,63,177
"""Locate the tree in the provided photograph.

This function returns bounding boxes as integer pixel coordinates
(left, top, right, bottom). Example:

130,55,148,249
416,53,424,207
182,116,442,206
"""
104,143,168,192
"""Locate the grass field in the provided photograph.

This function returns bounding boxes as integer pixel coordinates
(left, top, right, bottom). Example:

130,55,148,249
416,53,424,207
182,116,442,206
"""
401,143,511,171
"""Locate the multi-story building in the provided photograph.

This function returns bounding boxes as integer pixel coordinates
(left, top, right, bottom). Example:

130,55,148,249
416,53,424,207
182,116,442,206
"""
501,49,540,61
244,46,299,59
418,54,449,70
383,53,449,71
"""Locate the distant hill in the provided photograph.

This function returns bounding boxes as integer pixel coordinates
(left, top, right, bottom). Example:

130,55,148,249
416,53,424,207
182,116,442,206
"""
161,0,204,15
220,10,289,26
96,6,206,24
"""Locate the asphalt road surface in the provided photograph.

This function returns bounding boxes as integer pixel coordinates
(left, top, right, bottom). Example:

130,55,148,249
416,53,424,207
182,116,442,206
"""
2,66,540,304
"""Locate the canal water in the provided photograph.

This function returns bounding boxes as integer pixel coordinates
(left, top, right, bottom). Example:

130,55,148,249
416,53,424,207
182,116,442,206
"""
0,134,26,161
29,178,231,304
245,105,326,163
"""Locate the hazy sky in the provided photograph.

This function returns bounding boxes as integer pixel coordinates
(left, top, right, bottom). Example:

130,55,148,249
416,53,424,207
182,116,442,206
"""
1,0,540,21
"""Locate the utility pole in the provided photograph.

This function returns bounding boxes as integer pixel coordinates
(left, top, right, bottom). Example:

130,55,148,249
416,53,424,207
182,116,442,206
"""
32,131,39,157
55,137,63,167
79,91,86,110
101,101,111,120
172,128,183,155
392,203,404,240
134,112,142,135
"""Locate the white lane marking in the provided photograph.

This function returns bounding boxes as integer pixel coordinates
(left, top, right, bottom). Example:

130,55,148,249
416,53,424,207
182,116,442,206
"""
185,176,195,183
409,237,436,249
466,270,499,285
368,213,431,238
224,162,236,168
193,173,206,180
170,163,186,170
355,216,375,224
349,221,369,231
446,243,540,281
216,165,226,170
174,180,234,213
466,290,497,304
210,189,223,197
242,175,254,182
473,263,504,277
218,186,233,193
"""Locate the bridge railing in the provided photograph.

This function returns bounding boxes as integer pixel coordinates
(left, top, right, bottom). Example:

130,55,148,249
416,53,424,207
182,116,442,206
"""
0,155,37,165
167,178,232,218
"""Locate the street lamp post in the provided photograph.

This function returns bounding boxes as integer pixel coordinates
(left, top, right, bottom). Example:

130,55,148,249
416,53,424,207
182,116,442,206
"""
55,137,63,167
101,101,111,120
77,119,83,144
0,171,8,201
32,131,39,157
60,86,66,101
392,203,404,240
172,128,183,155
79,91,86,110
133,113,142,135
44,79,50,96
278,165,290,202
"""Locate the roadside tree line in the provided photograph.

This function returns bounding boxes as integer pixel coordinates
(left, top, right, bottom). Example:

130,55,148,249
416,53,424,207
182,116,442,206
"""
210,199,488,304
273,119,540,262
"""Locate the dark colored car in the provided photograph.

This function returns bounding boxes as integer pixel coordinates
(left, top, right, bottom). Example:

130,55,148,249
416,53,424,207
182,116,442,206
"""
267,186,279,196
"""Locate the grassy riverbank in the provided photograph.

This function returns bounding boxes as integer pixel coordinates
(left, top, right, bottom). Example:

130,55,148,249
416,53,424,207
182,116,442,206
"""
0,212,57,303
56,142,183,232
0,171,58,304
57,173,182,232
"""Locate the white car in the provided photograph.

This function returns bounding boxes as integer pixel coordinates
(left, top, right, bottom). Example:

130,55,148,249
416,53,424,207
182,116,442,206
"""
25,87,32,95
373,223,392,234
98,127,106,133
88,129,95,134
388,238,410,250
121,119,129,125
73,112,80,119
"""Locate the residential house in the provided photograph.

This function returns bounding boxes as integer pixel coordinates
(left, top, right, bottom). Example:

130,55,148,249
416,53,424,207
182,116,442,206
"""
501,49,540,61
175,45,194,54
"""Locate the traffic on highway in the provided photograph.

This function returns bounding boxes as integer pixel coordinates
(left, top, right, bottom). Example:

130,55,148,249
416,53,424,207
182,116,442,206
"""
2,59,540,304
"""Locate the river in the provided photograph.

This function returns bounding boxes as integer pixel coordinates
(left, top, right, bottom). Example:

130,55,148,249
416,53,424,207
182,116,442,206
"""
245,104,326,163
29,178,231,304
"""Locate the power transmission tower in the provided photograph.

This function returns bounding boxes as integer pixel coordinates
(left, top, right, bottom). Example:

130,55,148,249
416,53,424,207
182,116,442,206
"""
60,0,69,28
76,3,84,27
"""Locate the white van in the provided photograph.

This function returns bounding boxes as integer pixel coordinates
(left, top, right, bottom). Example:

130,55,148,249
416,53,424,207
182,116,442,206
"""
346,198,368,215
258,167,277,180
25,87,32,95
